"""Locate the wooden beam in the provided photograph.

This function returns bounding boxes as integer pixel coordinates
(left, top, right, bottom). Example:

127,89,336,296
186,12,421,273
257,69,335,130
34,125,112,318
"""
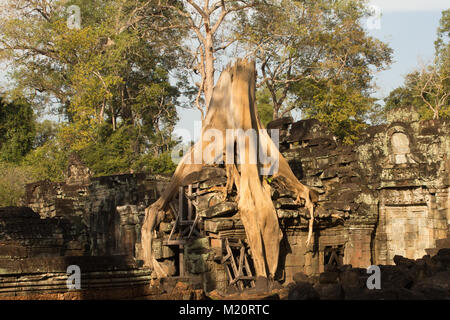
167,207,179,243
179,187,184,222
226,239,243,290
179,245,185,276
244,254,255,287
237,246,245,278
169,202,178,220
187,212,200,239
187,184,193,220
163,239,186,246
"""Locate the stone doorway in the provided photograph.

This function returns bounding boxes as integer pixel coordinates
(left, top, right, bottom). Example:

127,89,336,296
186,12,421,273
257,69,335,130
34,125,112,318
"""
383,205,433,262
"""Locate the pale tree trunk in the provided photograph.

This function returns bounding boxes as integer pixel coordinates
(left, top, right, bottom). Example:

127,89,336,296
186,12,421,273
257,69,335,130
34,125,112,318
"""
141,59,317,278
272,103,281,120
204,33,215,109
159,1,256,118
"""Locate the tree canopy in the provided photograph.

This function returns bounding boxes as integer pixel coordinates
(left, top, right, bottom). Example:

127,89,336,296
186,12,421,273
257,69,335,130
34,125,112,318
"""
0,97,36,163
0,0,182,178
2,1,447,206
238,0,392,142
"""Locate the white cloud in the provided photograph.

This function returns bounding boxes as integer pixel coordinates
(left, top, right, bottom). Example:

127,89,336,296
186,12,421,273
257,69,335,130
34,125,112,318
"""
369,0,449,12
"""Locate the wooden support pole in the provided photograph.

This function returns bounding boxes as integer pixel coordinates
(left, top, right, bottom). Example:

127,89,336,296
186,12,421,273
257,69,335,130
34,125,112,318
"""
187,184,193,221
187,212,199,239
179,245,185,276
244,254,255,287
178,187,184,222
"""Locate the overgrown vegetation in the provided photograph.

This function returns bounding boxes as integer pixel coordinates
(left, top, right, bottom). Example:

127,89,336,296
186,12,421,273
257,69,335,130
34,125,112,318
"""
0,1,446,206
0,162,36,207
241,0,392,143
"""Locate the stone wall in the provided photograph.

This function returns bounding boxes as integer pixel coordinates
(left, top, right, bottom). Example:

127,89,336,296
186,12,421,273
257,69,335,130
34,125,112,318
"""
24,161,170,257
0,207,87,259
141,111,449,289
0,163,172,298
268,110,449,282
1,108,448,296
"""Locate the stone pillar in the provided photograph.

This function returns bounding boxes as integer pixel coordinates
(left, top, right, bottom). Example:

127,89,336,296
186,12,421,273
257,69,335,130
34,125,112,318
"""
344,226,372,268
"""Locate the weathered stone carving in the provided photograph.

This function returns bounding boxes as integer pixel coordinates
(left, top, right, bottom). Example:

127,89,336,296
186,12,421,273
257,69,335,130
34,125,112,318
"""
391,132,411,164
66,153,92,185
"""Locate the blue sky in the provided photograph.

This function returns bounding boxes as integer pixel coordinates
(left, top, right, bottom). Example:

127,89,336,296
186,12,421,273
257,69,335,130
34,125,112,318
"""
369,7,445,99
174,1,449,138
0,1,448,137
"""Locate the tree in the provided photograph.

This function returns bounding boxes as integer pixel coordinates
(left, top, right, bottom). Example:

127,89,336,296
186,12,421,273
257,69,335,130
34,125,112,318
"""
149,0,258,119
0,0,182,175
256,88,275,127
0,97,36,163
435,9,450,67
141,60,318,278
22,136,68,182
414,63,449,119
0,162,36,206
237,0,392,141
385,9,449,120
34,120,59,148
384,84,418,113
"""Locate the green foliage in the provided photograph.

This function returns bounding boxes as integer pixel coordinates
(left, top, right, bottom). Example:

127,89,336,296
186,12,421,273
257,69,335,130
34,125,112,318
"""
0,162,37,206
435,9,450,63
384,72,423,115
0,0,182,180
256,88,274,127
384,86,418,111
296,78,373,143
132,152,177,175
0,97,36,163
22,136,68,182
78,124,177,176
80,124,139,176
7,1,448,184
238,0,392,142
34,120,59,148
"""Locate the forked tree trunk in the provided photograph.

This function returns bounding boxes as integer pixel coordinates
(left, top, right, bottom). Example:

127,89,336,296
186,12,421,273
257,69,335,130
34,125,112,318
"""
141,59,317,278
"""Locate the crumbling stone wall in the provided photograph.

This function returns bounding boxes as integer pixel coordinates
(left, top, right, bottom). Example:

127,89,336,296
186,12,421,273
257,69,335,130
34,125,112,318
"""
0,159,171,298
0,207,87,259
1,107,448,296
24,157,170,257
269,108,449,282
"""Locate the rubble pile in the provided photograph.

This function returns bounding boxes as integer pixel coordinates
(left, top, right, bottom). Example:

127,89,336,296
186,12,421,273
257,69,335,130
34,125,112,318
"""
288,248,450,300
207,249,450,300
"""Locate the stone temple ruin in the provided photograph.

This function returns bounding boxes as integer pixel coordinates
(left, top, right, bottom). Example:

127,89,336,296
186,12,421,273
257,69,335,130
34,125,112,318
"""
0,59,449,300
0,104,449,299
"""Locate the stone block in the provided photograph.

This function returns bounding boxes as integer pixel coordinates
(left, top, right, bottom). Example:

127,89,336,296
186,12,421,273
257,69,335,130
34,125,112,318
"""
185,238,210,274
204,219,234,233
315,283,344,300
285,254,305,267
210,238,222,249
197,202,237,218
293,272,309,284
288,282,320,300
319,272,339,284
0,244,27,258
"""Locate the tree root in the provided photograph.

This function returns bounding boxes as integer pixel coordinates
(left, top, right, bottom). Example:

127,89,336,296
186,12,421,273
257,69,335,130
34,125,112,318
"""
140,59,318,278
